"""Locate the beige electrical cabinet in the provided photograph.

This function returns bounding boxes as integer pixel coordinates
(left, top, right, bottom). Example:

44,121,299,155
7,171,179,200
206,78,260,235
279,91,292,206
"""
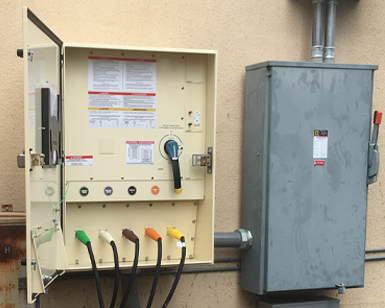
22,7,216,303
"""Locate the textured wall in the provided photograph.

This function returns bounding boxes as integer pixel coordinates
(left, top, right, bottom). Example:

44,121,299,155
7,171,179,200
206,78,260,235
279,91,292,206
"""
1,0,385,307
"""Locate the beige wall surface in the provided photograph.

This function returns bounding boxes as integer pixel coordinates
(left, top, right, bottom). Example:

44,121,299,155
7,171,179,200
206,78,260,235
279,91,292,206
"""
1,0,385,307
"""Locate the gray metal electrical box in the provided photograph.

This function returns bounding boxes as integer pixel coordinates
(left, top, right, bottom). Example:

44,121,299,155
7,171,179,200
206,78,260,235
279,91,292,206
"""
241,61,378,294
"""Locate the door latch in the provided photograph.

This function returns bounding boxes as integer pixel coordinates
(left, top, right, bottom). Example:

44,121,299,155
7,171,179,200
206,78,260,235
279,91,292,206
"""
192,147,213,174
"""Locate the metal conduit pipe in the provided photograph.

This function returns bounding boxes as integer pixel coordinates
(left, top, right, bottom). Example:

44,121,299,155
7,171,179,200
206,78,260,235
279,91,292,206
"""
214,229,253,250
365,248,385,254
214,232,242,248
311,0,325,62
324,0,338,63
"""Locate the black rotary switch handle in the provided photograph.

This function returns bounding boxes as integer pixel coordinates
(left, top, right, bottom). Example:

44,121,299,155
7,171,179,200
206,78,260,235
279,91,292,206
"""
164,140,182,194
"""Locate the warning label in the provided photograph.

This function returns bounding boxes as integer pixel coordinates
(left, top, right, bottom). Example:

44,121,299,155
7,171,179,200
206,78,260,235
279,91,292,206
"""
66,155,93,166
126,141,155,166
88,57,156,129
313,130,328,159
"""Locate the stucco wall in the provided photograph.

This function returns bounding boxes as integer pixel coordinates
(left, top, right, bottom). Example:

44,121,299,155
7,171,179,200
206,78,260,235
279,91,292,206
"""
1,0,385,307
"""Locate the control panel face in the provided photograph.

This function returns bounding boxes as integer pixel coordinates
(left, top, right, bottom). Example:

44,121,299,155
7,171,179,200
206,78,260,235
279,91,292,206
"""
63,46,216,269
64,48,209,202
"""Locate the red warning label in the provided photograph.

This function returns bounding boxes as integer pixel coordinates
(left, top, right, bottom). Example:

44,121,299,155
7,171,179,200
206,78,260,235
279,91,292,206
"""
314,160,325,166
66,155,93,167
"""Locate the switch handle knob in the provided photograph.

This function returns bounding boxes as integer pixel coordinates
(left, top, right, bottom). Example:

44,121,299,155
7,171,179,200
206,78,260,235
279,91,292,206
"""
164,140,182,194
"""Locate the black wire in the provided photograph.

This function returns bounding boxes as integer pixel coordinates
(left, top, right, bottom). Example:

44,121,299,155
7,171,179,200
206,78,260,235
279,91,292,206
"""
110,241,120,308
119,239,140,308
146,238,162,308
162,237,186,308
87,242,105,308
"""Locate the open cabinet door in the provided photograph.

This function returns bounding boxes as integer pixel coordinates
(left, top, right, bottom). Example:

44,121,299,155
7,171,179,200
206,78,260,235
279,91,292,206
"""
23,7,68,303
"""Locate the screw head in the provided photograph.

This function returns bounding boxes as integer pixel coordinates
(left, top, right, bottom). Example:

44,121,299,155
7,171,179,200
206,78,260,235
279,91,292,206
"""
192,220,196,224
145,256,149,261
102,204,106,208
191,237,194,241
75,260,79,264
122,257,126,262
77,204,82,209
167,255,171,260
189,254,193,259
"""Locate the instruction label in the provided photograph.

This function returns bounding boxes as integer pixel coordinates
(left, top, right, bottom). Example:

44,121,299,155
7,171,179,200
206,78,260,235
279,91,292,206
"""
66,155,94,166
313,130,328,159
126,141,155,166
88,57,156,129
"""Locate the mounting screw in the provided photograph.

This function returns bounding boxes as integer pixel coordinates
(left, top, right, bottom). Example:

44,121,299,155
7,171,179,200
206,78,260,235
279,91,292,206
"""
75,260,79,265
77,205,82,209
102,204,106,208
194,202,197,206
145,256,149,261
191,237,194,241
192,220,196,224
121,176,124,180
189,254,193,259
149,203,153,207
99,259,103,263
167,255,171,260
172,202,175,206
90,176,93,180
122,257,126,262
126,204,129,207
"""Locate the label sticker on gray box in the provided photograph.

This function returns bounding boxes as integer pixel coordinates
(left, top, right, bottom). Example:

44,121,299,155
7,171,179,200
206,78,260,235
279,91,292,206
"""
313,130,328,159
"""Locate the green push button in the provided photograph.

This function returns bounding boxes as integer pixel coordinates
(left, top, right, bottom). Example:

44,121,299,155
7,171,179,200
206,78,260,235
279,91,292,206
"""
79,187,89,197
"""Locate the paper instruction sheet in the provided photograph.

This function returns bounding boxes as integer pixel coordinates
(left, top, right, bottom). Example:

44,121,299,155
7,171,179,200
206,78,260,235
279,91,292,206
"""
88,57,156,129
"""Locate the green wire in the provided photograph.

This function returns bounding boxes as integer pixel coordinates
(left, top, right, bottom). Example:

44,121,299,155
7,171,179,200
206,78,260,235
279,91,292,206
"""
46,181,70,229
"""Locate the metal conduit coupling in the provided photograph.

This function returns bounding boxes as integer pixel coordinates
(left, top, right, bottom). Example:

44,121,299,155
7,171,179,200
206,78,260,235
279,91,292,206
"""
324,0,338,63
214,229,253,250
311,0,325,63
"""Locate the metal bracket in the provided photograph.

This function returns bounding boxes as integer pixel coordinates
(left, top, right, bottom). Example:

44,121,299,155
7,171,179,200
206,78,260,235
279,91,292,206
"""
367,142,379,185
335,283,346,294
368,111,382,185
192,147,213,173
31,153,45,167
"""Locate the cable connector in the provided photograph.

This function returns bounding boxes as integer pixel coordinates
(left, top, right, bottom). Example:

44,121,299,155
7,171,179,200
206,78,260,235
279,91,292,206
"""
145,228,162,241
167,227,184,241
99,230,114,244
75,230,90,245
122,229,139,243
